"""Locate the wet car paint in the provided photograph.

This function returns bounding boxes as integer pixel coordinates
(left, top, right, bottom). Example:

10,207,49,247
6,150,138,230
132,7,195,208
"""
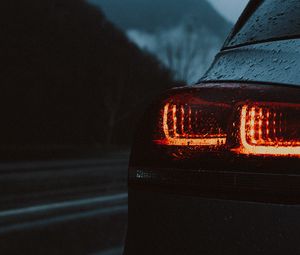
202,39,300,87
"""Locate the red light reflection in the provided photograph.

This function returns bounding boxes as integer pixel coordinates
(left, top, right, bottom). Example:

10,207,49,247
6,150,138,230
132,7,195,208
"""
154,102,227,146
234,104,300,157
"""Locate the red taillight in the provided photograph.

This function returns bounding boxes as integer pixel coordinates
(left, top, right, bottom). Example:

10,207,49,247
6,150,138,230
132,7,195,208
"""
153,88,300,158
234,102,300,157
153,94,230,147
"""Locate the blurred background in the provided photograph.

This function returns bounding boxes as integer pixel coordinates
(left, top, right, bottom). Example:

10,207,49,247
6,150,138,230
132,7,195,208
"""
0,0,248,254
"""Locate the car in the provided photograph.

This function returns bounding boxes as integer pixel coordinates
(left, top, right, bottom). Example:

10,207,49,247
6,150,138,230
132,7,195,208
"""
124,0,300,254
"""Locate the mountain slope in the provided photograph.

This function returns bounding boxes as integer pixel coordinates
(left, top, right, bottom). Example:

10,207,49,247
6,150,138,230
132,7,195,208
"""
89,0,233,83
89,0,232,38
0,0,173,149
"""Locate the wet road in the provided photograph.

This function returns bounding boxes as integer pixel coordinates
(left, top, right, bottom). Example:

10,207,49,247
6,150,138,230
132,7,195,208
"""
0,156,129,254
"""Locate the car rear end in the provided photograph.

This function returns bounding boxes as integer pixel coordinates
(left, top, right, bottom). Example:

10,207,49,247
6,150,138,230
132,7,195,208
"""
124,1,300,254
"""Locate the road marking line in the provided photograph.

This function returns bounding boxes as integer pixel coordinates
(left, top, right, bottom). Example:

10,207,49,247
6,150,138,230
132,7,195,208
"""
0,193,128,218
0,205,127,234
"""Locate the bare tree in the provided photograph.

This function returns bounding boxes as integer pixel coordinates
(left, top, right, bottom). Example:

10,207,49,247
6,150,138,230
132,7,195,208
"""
159,23,220,83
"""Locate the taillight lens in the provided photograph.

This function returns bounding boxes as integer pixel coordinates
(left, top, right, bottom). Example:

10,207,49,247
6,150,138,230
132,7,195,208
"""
235,102,300,157
153,94,229,147
152,86,300,158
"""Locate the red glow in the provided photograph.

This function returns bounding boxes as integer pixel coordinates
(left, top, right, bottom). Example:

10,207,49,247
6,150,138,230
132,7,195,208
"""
154,101,227,146
234,103,300,157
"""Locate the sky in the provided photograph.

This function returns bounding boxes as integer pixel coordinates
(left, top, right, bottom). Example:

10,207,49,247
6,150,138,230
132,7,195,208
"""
208,0,250,23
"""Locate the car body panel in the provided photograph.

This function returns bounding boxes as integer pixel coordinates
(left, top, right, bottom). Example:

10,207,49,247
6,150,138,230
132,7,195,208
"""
201,39,300,87
224,0,300,49
125,44,300,253
125,1,300,254
125,189,300,255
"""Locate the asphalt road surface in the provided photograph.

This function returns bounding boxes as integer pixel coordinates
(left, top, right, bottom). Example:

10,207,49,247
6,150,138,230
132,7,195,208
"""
0,154,129,254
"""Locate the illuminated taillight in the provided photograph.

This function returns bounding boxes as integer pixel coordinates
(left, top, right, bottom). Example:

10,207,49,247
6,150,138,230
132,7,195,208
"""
152,89,300,158
130,84,300,202
153,94,230,147
235,102,300,157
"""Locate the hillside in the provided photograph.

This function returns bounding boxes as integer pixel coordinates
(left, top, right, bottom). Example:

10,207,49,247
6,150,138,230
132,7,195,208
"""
89,0,232,38
89,0,233,83
0,0,173,152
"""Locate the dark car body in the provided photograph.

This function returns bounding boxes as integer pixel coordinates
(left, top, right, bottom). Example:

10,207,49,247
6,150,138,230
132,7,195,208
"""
124,0,300,254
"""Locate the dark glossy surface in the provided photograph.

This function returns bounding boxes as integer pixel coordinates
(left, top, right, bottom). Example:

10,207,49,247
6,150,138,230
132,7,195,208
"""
202,39,300,87
226,0,300,48
125,189,300,255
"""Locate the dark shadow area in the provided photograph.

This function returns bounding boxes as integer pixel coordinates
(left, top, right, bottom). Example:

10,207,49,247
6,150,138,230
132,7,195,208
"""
0,1,177,254
0,0,175,160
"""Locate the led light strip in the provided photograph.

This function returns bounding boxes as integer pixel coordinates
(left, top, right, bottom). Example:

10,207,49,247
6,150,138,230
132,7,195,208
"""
236,105,300,157
154,103,226,146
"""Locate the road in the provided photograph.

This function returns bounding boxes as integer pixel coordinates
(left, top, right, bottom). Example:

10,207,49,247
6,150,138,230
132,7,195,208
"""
0,155,129,254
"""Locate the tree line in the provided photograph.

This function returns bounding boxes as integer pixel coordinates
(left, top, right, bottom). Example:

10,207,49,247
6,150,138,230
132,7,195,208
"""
0,0,175,149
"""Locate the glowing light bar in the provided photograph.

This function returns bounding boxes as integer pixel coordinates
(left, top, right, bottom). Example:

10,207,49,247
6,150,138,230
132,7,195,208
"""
154,102,227,146
235,103,300,157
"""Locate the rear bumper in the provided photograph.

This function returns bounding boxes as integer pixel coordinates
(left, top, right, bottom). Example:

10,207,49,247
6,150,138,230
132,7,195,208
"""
125,188,300,255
